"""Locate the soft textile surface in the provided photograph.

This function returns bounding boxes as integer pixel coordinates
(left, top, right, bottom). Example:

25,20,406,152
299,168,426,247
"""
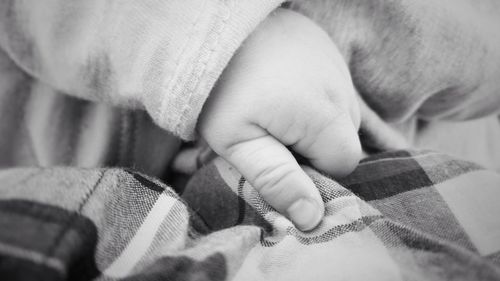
1,150,500,280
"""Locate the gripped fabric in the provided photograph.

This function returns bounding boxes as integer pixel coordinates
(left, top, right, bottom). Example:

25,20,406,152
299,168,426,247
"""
1,150,499,280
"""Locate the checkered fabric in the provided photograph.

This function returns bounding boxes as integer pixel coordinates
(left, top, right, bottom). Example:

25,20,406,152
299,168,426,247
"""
1,150,499,280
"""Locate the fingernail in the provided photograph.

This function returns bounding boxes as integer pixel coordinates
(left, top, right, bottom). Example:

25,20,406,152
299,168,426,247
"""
286,198,323,231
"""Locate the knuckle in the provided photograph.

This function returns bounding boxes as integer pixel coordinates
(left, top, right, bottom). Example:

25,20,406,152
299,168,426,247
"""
252,163,297,198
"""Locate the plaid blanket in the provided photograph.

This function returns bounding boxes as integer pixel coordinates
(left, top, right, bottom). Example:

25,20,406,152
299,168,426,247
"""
1,150,499,281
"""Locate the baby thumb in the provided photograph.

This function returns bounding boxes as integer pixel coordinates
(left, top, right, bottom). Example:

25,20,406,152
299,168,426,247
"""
221,134,324,231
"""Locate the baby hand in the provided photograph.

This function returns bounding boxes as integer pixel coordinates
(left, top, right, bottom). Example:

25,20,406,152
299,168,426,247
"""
198,9,361,231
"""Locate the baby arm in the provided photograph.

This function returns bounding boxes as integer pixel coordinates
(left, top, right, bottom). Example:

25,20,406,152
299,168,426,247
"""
0,0,284,139
199,9,362,231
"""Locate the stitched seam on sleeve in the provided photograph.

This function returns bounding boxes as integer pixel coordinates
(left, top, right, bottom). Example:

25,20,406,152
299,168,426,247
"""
173,2,231,135
162,1,231,136
155,0,212,132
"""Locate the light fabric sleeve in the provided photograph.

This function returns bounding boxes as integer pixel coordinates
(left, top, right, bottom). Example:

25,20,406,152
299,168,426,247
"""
291,0,500,122
0,0,284,140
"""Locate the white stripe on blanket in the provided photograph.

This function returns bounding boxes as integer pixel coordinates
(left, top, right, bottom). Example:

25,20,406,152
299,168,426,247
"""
103,192,177,278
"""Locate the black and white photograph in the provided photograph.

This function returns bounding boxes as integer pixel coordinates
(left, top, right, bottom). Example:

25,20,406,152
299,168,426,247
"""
0,0,499,280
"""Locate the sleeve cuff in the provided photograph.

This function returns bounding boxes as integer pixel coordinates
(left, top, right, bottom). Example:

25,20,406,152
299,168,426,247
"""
148,0,285,140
